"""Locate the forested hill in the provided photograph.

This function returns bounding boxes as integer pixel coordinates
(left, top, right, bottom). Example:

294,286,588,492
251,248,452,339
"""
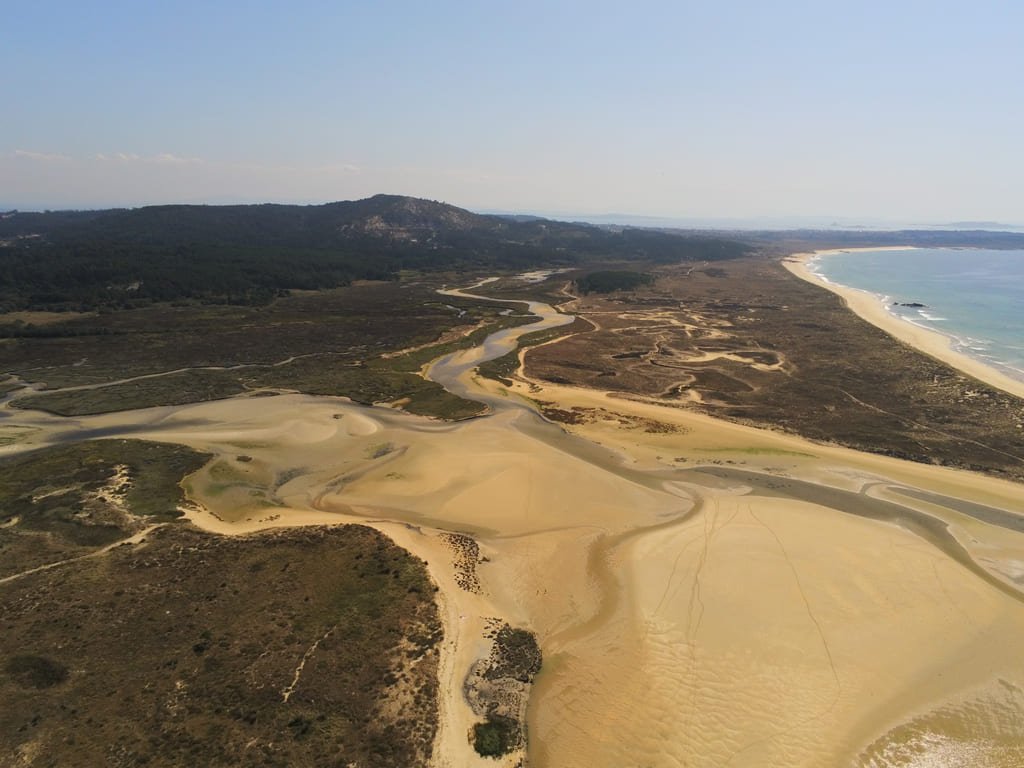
0,195,751,311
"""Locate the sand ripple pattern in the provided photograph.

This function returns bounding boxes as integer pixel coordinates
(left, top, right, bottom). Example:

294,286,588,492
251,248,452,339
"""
5,281,1024,768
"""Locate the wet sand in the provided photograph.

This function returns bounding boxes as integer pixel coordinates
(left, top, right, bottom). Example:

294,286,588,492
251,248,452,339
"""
784,250,1024,400
484,377,1024,767
3,282,1024,767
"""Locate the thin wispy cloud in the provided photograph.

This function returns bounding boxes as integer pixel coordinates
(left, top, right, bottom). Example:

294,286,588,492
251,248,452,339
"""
12,150,205,165
322,162,361,174
1,149,371,209
5,2,1024,217
227,159,361,175
93,152,204,165
13,149,71,162
152,153,203,165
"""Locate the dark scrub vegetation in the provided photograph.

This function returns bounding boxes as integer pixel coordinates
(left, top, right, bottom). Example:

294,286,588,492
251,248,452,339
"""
0,524,443,768
0,195,749,312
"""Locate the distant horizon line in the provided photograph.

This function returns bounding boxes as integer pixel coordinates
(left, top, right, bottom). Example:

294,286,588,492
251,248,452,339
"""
3,196,1023,233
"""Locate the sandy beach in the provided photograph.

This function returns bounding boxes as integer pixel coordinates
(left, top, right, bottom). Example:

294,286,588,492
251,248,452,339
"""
4,276,1024,767
784,249,1024,400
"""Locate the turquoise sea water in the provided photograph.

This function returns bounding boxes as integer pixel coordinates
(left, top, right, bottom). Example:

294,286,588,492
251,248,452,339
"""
808,248,1024,383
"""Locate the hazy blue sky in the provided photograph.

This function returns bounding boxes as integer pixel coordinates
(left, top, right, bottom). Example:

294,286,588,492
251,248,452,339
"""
3,1,1022,221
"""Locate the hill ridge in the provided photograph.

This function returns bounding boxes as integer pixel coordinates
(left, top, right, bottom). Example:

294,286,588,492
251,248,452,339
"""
0,194,752,310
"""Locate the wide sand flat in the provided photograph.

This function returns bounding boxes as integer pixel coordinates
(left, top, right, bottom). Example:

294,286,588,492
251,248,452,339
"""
487,377,1024,767
5,292,1024,766
8,375,1016,767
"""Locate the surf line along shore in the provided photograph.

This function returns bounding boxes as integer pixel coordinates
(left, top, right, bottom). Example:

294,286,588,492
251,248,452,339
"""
784,249,1024,400
5,275,1024,767
421,275,1024,767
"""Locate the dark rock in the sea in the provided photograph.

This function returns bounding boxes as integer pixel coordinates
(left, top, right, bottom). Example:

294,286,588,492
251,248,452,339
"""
893,302,927,308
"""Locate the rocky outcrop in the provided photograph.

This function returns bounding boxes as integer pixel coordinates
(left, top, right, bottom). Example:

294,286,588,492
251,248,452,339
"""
464,622,543,761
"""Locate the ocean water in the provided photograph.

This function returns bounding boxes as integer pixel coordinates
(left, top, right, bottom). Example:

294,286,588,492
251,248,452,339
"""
808,248,1024,383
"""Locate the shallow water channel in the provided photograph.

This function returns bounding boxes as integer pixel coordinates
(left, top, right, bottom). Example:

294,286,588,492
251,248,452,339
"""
4,278,1024,767
428,281,573,407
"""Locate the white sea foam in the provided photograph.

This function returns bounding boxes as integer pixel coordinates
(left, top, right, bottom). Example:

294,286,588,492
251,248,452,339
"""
814,247,1024,385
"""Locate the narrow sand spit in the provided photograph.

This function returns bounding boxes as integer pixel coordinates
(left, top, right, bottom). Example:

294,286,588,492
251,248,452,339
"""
3,280,1024,767
784,249,1024,400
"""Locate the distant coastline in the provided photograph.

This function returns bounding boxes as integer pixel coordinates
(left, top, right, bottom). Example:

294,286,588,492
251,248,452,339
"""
783,249,1024,400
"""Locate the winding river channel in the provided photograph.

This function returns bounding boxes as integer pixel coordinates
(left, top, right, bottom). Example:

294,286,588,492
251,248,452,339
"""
430,278,574,406
4,278,1024,767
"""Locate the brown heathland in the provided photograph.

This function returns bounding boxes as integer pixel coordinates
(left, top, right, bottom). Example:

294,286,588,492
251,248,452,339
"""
524,256,1024,480
1,524,441,768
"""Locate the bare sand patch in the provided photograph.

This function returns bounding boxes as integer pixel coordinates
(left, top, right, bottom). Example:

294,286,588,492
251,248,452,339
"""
486,374,1024,767
62,369,1021,767
0,310,95,326
530,490,1024,767
4,339,1024,766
